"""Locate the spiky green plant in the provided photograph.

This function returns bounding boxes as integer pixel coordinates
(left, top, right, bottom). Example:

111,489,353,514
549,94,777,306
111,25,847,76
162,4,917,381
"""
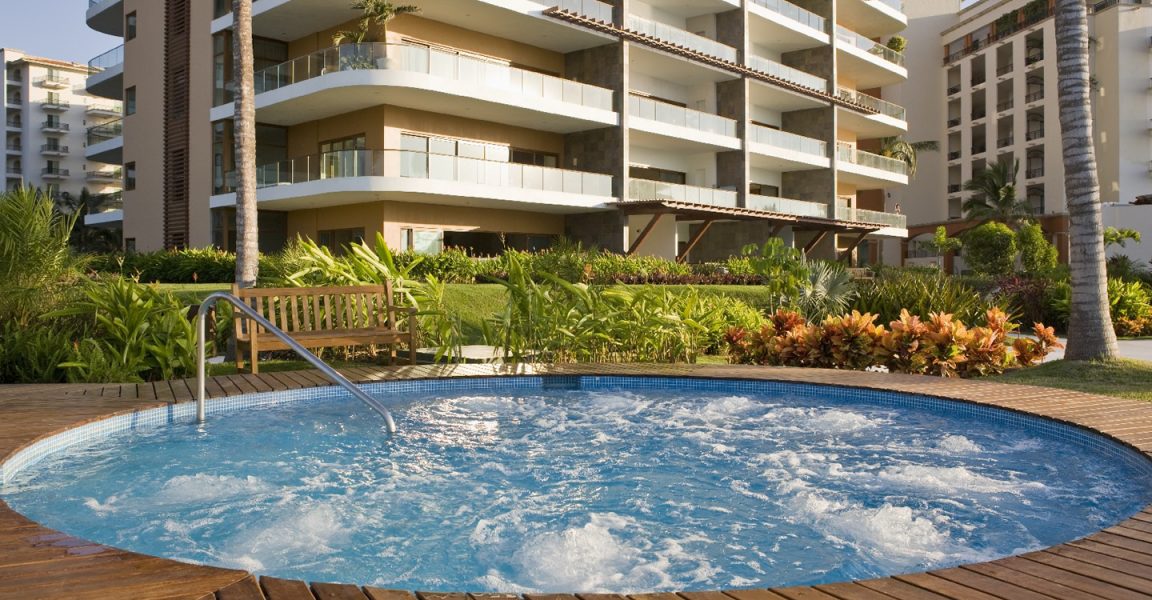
0,186,86,326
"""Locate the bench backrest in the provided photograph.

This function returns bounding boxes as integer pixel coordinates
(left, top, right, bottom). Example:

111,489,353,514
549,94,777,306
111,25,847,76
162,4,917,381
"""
231,283,400,340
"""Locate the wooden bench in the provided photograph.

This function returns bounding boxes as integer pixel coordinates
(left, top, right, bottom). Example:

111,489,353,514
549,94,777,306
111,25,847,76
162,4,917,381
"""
232,283,418,374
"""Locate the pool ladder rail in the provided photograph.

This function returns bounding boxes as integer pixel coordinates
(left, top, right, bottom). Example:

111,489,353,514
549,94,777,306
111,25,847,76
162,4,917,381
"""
194,292,398,433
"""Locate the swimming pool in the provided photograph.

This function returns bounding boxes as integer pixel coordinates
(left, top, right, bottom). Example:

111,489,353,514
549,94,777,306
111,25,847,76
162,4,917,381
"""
4,376,1152,593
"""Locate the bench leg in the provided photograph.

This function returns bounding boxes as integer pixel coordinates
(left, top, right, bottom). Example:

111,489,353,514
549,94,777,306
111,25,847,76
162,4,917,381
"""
409,334,417,365
235,341,245,373
249,337,260,375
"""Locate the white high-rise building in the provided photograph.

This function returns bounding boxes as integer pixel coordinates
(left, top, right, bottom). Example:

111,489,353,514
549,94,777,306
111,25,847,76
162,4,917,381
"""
1,48,124,225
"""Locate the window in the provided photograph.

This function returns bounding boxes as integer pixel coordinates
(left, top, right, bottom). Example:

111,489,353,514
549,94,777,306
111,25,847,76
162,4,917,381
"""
320,135,366,179
125,238,136,253
750,183,780,197
402,228,444,254
317,228,365,255
629,165,686,184
124,161,136,190
511,149,558,168
125,12,137,41
125,87,136,115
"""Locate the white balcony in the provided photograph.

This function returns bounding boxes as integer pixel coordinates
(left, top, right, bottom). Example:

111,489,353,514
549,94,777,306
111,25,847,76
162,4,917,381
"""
86,118,123,164
625,179,737,208
40,144,69,157
836,87,907,137
835,205,907,236
87,103,122,118
209,43,617,133
209,149,615,213
35,75,71,90
86,169,122,183
748,125,829,171
837,0,906,38
626,15,738,62
86,45,124,100
627,94,739,151
747,0,829,53
86,0,125,36
834,27,907,88
747,55,827,93
211,0,614,53
745,195,830,218
84,209,123,226
836,143,909,187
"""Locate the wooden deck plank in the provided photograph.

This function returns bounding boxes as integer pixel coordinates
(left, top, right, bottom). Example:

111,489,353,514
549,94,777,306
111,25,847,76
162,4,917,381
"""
929,566,1064,600
417,593,470,600
893,572,1009,600
962,562,1110,600
808,583,895,600
261,576,317,600
723,590,790,600
1065,539,1152,567
854,578,953,600
311,582,370,600
1026,549,1152,595
363,590,416,600
993,556,1150,600
1083,531,1152,558
217,576,268,600
768,587,839,600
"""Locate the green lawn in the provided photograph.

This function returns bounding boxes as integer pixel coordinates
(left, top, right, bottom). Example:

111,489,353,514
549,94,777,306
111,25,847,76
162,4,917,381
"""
989,358,1152,401
159,282,773,345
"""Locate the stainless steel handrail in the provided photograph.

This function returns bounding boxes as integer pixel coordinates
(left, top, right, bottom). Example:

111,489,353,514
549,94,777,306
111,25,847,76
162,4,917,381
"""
195,291,398,433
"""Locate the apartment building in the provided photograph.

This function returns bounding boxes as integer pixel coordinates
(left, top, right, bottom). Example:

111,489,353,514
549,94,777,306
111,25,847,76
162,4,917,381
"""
886,0,1152,269
86,0,911,262
1,48,123,225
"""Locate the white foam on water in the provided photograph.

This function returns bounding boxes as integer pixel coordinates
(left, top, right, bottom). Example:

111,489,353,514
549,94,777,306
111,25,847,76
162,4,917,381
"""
938,435,982,453
154,474,272,505
219,502,350,572
84,495,119,514
876,465,1045,495
766,407,886,433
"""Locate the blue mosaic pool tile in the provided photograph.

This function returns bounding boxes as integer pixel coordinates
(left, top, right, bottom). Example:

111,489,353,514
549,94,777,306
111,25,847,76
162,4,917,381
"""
5,375,1152,484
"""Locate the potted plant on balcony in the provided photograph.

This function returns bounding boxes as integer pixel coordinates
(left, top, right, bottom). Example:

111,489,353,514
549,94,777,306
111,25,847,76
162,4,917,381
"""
332,0,422,71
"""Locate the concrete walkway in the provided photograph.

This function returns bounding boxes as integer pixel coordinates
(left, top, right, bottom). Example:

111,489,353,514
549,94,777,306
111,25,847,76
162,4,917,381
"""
1045,338,1152,362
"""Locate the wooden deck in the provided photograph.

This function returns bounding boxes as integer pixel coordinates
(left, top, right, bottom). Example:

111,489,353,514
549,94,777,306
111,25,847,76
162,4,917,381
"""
5,364,1152,599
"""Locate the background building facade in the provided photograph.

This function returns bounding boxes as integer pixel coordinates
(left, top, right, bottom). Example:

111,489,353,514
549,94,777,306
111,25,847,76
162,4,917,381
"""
886,0,1152,269
88,0,911,261
1,48,123,225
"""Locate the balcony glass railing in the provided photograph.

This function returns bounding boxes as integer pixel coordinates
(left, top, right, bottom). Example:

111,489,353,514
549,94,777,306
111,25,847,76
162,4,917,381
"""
836,87,906,121
41,167,70,177
40,121,69,131
253,43,615,113
250,149,614,197
626,179,738,207
87,118,123,144
91,191,124,213
747,195,830,218
87,103,122,115
836,143,908,176
628,95,736,138
748,124,827,157
873,0,904,12
748,0,826,32
87,168,123,180
88,45,124,71
35,74,69,87
747,55,827,91
835,26,905,68
627,15,738,62
40,144,69,153
554,0,614,23
835,205,907,228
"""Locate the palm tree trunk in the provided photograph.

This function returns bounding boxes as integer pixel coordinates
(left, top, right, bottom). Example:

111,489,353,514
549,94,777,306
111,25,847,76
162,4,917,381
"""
1055,0,1116,361
232,0,258,289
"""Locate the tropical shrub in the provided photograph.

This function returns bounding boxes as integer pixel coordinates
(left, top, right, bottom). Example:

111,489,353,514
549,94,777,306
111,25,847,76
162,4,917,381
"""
1048,277,1151,330
992,275,1056,326
853,268,990,324
1016,223,1058,274
726,308,1061,377
0,323,75,383
963,222,1018,276
49,278,199,383
0,187,86,326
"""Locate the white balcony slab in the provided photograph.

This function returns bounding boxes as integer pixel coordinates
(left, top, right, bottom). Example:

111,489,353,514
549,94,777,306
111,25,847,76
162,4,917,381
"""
86,136,123,165
837,161,909,187
208,69,617,133
86,64,123,100
209,176,615,213
837,105,907,138
748,142,830,171
84,209,123,226
86,0,124,37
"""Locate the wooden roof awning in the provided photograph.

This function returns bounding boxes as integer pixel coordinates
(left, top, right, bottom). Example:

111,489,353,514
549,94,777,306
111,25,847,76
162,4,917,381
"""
616,200,884,233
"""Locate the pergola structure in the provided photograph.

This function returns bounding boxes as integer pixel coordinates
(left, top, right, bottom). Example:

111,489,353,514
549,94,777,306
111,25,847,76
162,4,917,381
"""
616,200,884,263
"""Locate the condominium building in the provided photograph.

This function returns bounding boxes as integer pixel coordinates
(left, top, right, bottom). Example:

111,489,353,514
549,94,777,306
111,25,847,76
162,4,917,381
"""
1,48,123,224
886,0,1152,269
86,0,910,261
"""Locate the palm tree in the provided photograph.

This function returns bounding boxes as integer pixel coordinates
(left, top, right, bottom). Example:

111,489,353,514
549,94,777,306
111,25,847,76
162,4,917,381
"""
1055,0,1117,360
961,160,1033,227
334,0,421,45
879,137,938,178
233,0,258,289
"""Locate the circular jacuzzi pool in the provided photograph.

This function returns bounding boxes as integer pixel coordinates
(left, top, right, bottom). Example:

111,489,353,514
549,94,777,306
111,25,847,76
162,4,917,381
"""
3,376,1152,593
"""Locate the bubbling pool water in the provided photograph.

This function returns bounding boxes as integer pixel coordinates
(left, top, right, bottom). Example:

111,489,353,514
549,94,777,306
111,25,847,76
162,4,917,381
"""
5,378,1152,592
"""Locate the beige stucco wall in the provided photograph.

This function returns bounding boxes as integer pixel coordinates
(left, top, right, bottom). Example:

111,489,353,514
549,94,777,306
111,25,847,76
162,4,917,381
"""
121,0,165,251
188,0,215,248
286,15,565,77
286,106,564,158
285,201,564,249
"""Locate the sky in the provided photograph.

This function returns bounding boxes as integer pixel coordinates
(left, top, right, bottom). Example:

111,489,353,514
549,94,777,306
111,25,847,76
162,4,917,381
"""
0,0,120,65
